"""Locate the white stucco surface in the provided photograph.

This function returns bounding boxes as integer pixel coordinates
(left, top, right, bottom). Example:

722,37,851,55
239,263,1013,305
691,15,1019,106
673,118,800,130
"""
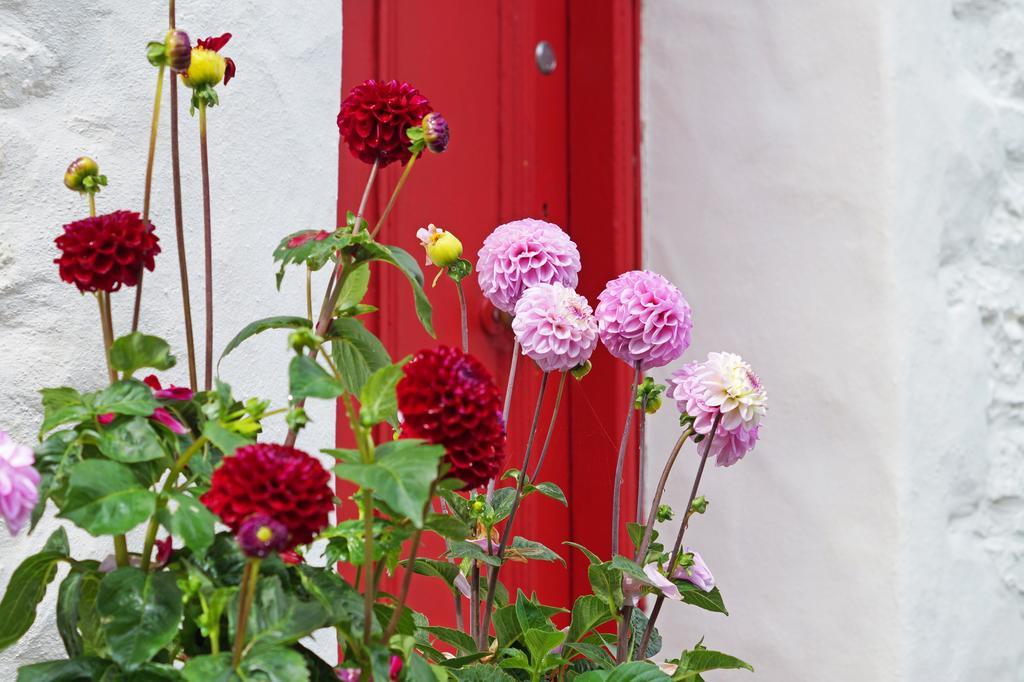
0,0,340,675
643,1,1024,680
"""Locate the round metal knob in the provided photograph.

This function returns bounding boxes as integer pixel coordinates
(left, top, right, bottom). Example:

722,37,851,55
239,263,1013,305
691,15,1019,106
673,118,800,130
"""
535,40,557,75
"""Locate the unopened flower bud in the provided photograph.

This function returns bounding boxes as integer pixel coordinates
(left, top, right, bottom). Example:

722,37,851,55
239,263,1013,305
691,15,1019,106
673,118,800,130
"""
237,514,289,558
635,377,667,414
570,360,592,381
288,328,322,354
63,156,103,193
656,504,674,522
416,224,463,268
286,406,309,432
422,112,450,154
165,29,192,72
471,498,486,515
183,47,226,89
690,495,708,515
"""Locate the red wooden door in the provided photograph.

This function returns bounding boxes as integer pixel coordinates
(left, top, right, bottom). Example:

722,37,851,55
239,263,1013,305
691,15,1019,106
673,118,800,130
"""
338,0,640,629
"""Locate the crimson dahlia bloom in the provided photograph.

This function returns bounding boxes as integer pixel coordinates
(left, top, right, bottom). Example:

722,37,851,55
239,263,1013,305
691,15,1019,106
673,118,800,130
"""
397,346,506,489
54,210,160,293
201,443,333,549
337,79,432,167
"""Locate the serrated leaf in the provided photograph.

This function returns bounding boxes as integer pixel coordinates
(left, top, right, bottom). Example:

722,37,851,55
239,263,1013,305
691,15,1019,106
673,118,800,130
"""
424,513,471,540
606,662,672,681
289,355,345,400
329,317,391,395
676,582,728,615
588,562,623,614
447,539,501,567
109,333,176,377
407,558,465,596
59,460,156,536
672,646,754,678
352,243,434,336
567,594,615,643
336,261,371,310
630,607,661,659
358,360,408,425
98,417,166,463
564,641,615,670
334,439,443,527
423,625,478,654
0,529,68,652
201,420,250,456
523,627,566,664
39,387,90,435
97,568,183,670
220,316,312,363
509,537,565,564
94,380,159,417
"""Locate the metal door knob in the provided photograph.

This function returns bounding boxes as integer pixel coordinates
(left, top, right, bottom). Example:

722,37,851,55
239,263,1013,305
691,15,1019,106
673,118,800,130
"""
535,40,557,75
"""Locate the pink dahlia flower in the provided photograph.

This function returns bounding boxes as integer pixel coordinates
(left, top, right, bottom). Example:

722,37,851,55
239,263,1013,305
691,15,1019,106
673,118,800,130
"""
512,283,598,372
595,270,692,370
476,219,581,314
672,547,715,592
0,431,39,535
667,353,767,467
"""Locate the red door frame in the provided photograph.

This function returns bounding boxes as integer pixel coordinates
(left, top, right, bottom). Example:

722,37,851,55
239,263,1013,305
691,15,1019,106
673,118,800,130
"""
336,0,641,619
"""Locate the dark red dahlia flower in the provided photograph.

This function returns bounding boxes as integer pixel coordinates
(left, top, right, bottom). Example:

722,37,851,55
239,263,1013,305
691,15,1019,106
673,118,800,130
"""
200,443,333,549
397,346,506,489
337,79,432,167
54,210,160,293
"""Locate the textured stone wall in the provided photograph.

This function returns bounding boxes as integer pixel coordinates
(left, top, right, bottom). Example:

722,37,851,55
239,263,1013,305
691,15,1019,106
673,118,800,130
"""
644,0,1024,679
0,0,340,675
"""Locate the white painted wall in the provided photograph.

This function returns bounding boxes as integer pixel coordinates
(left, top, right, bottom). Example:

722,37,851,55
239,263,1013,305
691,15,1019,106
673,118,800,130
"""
644,1,1024,680
0,0,340,676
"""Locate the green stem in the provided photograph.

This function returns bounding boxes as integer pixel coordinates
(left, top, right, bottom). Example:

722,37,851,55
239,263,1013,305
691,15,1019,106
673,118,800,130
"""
633,429,692,564
478,373,550,649
530,371,567,481
198,101,213,391
113,536,129,569
455,280,469,353
131,63,166,333
88,192,96,218
231,558,261,667
350,419,377,644
369,152,419,238
306,266,313,321
140,435,209,571
383,481,436,640
635,415,722,658
610,363,642,558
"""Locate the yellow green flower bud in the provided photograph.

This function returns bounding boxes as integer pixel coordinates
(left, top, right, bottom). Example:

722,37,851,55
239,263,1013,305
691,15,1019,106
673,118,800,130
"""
164,29,192,72
416,224,463,268
63,156,99,192
182,47,226,89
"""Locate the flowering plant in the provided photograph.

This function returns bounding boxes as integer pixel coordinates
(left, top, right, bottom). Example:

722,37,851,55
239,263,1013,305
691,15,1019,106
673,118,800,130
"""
0,10,769,682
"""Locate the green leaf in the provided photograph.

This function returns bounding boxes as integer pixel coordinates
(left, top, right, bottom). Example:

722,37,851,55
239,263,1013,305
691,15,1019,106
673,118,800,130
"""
447,540,501,567
59,460,157,536
358,361,408,425
94,380,159,417
16,657,113,681
329,317,391,395
676,582,728,615
588,562,623,615
182,653,233,681
630,607,661,660
109,333,176,377
97,568,183,670
0,529,68,652
241,644,310,681
220,316,312,363
515,591,556,634
509,537,565,564
609,555,647,582
567,594,614,643
273,229,355,286
424,513,471,540
564,541,601,565
202,420,251,456
39,387,90,435
407,558,465,596
289,355,345,400
353,243,434,336
336,261,371,311
98,417,166,463
160,491,217,555
451,665,518,681
564,641,615,670
56,571,85,657
606,662,672,681
239,576,327,648
423,625,478,654
119,663,186,680
532,481,567,505
335,439,443,527
523,628,566,664
672,646,754,678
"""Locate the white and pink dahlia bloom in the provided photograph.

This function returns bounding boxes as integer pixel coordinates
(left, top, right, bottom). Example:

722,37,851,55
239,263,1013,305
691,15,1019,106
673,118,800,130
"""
512,283,598,373
595,270,692,370
668,353,767,467
476,219,581,314
0,431,39,535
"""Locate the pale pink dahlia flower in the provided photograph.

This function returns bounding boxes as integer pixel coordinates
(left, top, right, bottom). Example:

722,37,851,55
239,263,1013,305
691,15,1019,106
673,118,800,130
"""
668,353,767,467
0,431,39,535
672,547,715,592
595,270,692,370
476,219,581,314
512,283,598,373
